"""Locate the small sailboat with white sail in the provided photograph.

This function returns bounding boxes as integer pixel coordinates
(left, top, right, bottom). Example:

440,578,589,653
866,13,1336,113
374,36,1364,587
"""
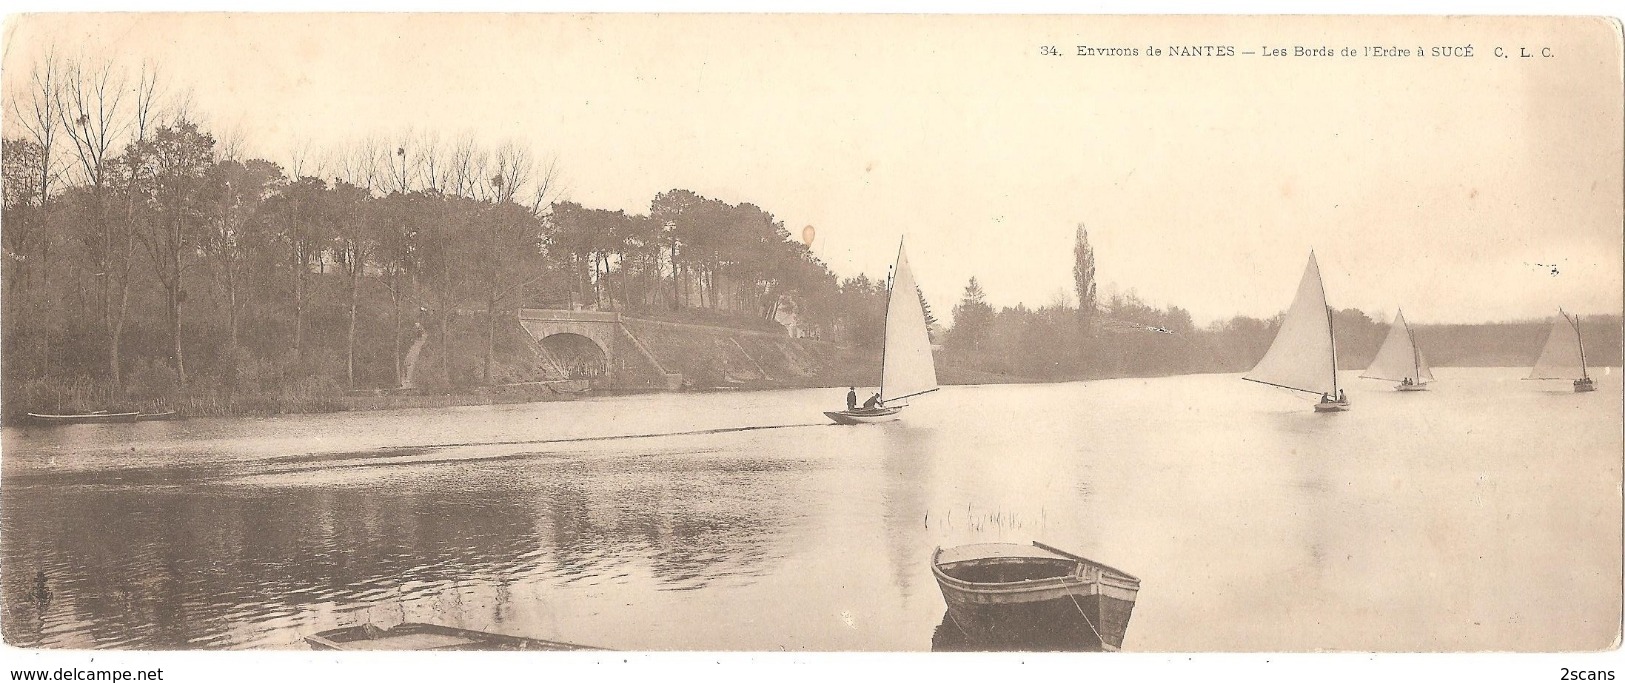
1526,309,1596,393
1243,252,1349,412
1360,309,1434,391
825,238,939,425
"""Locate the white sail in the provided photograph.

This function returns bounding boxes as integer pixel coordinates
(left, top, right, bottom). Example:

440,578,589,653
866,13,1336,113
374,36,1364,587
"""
1528,313,1587,380
1244,254,1338,396
1362,310,1433,383
880,241,938,404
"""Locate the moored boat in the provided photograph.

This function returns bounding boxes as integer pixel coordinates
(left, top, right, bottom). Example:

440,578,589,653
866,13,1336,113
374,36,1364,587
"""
931,541,1140,652
27,411,139,424
304,622,601,651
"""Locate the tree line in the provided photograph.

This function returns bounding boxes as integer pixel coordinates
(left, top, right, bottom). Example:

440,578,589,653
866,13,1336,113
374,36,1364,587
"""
6,51,1609,418
1,50,878,418
938,224,1622,382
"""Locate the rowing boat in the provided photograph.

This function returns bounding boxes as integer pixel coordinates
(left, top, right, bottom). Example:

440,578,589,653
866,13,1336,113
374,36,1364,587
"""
304,622,601,651
27,411,139,424
931,541,1140,651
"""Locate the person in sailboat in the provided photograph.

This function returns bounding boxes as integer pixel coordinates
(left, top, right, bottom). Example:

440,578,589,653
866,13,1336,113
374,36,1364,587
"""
863,393,882,410
1337,390,1346,403
1320,392,1331,403
846,387,858,411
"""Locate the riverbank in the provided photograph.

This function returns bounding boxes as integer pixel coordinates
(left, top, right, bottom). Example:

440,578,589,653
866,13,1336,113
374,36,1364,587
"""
9,357,1588,427
0,367,1027,427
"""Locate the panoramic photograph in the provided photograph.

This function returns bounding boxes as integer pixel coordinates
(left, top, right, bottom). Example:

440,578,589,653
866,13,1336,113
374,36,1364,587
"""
0,12,1620,664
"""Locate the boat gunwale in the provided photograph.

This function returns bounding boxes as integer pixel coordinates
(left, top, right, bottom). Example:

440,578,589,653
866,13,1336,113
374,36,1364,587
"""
931,544,1142,593
824,406,904,424
26,411,141,423
833,406,902,417
305,623,602,651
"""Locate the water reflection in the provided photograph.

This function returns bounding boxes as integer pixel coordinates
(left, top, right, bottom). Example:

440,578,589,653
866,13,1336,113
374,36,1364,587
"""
881,424,937,600
929,609,1106,652
2,443,807,649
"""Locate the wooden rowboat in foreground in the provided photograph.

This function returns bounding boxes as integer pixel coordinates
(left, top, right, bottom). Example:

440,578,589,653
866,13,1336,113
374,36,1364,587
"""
931,541,1140,651
305,622,602,651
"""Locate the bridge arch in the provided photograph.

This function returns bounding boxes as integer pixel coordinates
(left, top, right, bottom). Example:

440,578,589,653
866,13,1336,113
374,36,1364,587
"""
518,309,622,382
539,332,608,379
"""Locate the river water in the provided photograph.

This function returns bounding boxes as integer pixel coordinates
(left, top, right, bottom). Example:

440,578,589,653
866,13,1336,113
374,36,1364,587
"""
2,368,1619,651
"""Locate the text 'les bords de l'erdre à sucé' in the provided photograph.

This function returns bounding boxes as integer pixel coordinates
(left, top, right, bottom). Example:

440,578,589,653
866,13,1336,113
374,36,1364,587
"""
1054,44,1552,58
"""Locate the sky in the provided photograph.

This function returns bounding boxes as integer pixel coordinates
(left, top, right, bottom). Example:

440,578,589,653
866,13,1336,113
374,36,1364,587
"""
4,13,1621,325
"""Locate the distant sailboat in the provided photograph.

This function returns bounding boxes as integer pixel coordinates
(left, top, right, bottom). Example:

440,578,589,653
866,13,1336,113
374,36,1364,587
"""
1243,252,1349,412
825,239,939,425
1361,309,1434,391
1527,309,1596,393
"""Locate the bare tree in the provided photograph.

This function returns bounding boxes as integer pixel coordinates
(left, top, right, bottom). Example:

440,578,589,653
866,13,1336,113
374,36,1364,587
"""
471,141,565,384
286,135,313,177
103,64,163,392
332,135,387,389
56,53,140,392
5,46,63,296
214,118,248,163
447,133,487,200
416,130,445,193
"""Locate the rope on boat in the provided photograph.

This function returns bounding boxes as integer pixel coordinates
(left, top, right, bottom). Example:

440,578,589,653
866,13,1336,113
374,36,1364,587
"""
1064,583,1110,650
946,609,971,638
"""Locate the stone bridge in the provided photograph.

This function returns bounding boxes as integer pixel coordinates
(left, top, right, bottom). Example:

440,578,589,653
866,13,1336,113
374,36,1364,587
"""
517,309,622,380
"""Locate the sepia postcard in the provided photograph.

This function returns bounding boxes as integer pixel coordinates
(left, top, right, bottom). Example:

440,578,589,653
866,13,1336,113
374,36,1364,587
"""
0,9,1621,681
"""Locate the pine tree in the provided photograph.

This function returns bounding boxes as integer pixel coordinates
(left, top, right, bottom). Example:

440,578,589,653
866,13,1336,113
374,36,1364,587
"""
949,276,994,351
918,287,937,329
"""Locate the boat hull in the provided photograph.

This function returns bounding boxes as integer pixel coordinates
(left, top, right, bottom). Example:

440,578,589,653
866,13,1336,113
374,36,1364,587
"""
27,412,139,424
932,543,1139,651
1313,400,1350,412
1575,379,1596,393
1396,383,1429,392
305,623,599,651
935,594,1134,652
824,407,902,425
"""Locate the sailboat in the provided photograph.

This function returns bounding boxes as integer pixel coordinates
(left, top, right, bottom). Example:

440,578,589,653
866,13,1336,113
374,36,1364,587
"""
1243,252,1349,412
1360,309,1434,391
825,239,939,425
1527,309,1596,393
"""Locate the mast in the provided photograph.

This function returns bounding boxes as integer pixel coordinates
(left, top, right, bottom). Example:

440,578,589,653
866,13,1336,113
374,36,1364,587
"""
877,238,900,402
1326,303,1340,396
1405,315,1421,381
1573,312,1590,381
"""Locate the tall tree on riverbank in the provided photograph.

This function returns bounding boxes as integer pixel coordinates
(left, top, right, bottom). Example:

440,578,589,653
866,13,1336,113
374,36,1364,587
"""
948,276,994,352
201,157,284,386
135,119,216,388
1073,223,1097,324
6,52,70,385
